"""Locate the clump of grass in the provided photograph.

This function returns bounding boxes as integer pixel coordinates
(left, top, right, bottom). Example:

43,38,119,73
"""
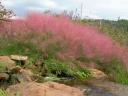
44,59,91,78
0,12,128,83
0,90,13,96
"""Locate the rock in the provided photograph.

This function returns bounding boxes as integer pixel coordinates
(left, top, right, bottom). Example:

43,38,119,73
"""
20,69,32,77
0,73,9,80
10,55,28,67
10,55,28,61
6,81,83,96
0,56,16,70
17,72,32,82
17,69,32,82
10,74,19,83
10,67,33,83
0,56,16,81
11,66,22,73
89,68,109,81
10,66,32,82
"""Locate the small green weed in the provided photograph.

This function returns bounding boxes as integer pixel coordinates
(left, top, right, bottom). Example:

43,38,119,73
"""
0,90,13,96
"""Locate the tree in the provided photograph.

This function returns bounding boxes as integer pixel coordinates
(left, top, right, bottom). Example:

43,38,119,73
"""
0,2,15,22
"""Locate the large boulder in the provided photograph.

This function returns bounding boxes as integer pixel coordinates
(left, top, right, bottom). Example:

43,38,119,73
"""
6,82,83,96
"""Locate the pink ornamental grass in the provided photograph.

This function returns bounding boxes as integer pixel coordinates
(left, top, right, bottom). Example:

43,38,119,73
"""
1,12,128,70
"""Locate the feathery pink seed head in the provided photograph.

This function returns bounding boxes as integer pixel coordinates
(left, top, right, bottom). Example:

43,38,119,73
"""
1,12,128,70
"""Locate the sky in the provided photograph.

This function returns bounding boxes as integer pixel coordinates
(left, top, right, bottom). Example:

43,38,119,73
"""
1,0,128,20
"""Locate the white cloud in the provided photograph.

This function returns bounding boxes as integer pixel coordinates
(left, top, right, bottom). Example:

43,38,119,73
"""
1,0,24,8
25,7,44,11
59,6,68,10
10,16,23,20
37,0,67,11
37,0,58,8
67,0,128,20
1,1,15,7
2,0,128,20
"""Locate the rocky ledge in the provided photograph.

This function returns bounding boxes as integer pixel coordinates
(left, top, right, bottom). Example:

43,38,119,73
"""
6,81,83,96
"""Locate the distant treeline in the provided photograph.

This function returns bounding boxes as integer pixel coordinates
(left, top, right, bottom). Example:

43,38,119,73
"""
80,19,128,33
